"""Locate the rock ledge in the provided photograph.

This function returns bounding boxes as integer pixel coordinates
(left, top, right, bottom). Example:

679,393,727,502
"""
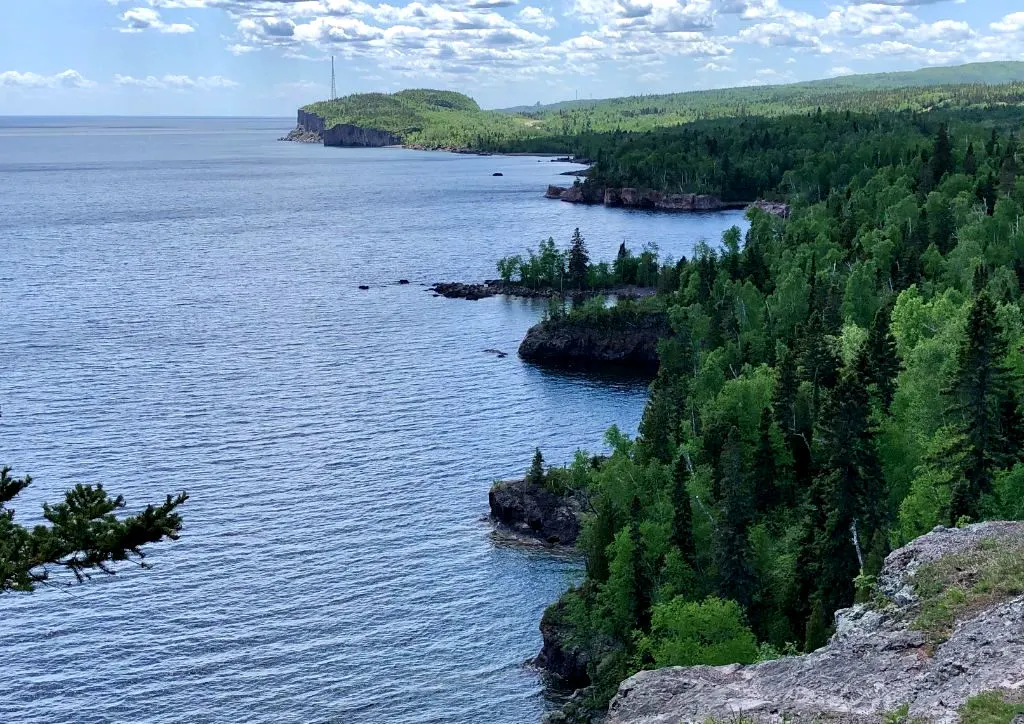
607,522,1024,724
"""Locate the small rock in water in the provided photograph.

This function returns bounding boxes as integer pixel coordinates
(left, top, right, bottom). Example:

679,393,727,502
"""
398,279,410,285
492,172,503,176
358,285,370,290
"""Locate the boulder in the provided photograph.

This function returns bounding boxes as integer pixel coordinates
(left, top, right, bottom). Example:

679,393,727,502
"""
606,522,1024,724
547,185,569,199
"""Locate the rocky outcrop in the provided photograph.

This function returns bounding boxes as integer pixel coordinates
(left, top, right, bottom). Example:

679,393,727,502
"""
537,595,594,689
548,185,746,212
606,522,1024,724
281,109,402,147
548,185,793,218
519,313,669,372
489,477,584,546
751,200,792,218
430,281,658,302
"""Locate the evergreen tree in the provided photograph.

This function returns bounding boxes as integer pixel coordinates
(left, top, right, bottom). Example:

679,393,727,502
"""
931,123,953,182
753,408,779,512
944,291,1017,522
964,142,978,176
671,452,696,566
0,467,187,592
715,428,755,606
863,305,901,413
998,389,1024,467
567,228,590,290
638,376,678,464
929,200,955,254
526,448,546,486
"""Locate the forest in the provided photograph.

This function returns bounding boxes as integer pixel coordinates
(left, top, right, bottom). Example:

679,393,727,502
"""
517,106,1024,716
301,62,1024,153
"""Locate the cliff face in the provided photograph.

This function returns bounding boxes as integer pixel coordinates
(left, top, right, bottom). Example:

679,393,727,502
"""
518,313,670,372
297,109,326,136
323,123,402,148
288,110,403,147
607,521,1024,724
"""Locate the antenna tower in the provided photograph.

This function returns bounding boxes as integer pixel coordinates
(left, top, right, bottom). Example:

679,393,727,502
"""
330,56,337,101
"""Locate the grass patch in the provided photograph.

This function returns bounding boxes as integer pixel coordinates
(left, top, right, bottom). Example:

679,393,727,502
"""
959,690,1024,724
910,539,1024,647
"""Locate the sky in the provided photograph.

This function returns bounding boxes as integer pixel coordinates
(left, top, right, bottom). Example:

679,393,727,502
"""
0,0,1023,116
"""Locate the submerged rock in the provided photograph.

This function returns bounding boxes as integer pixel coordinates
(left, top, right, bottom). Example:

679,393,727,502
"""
488,477,583,546
606,521,1024,724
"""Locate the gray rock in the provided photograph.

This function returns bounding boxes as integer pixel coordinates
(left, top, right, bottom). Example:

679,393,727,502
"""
606,522,1024,724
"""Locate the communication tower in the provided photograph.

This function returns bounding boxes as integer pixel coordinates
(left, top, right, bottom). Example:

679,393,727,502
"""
330,56,337,101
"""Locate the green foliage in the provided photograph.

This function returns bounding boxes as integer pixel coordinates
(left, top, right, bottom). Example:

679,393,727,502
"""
636,596,758,669
515,88,1024,720
526,448,546,486
959,691,1024,724
0,467,187,592
911,540,1024,646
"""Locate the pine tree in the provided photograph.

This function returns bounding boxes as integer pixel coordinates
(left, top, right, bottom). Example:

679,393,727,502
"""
671,452,696,566
931,123,953,182
864,305,901,413
998,389,1024,467
526,448,545,486
715,428,755,606
753,408,779,512
567,228,590,290
944,291,1017,522
0,467,187,592
964,142,978,176
638,376,678,464
929,200,955,254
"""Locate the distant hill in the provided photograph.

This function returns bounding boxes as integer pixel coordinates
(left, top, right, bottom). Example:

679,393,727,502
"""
296,63,1024,151
301,89,538,149
501,62,1024,114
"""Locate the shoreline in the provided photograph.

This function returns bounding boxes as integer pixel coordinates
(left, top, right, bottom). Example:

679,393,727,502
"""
430,280,658,301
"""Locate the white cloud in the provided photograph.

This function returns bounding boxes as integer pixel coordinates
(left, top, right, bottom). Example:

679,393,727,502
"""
119,7,196,33
115,74,240,89
992,12,1024,34
518,6,557,29
830,65,855,75
0,69,95,89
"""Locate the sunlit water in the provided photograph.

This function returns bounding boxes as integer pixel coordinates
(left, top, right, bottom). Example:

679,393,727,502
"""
0,117,748,723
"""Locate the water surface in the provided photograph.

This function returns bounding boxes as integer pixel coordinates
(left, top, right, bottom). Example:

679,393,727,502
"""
0,117,748,723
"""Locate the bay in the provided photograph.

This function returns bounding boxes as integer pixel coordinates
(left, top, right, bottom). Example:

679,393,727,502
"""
0,117,748,724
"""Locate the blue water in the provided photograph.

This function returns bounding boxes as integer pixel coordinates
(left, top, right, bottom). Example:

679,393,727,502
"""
0,117,748,724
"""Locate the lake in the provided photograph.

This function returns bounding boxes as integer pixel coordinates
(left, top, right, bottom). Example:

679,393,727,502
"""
0,117,749,723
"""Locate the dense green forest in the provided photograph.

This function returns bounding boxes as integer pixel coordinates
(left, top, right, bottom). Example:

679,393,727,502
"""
303,62,1024,153
520,107,1024,715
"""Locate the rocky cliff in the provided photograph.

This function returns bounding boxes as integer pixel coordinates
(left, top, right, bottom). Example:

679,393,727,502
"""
545,185,790,217
323,123,402,148
607,521,1024,724
283,110,402,147
519,313,670,372
489,477,584,546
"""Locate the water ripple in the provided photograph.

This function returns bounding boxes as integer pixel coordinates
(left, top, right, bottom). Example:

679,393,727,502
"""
0,117,747,724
